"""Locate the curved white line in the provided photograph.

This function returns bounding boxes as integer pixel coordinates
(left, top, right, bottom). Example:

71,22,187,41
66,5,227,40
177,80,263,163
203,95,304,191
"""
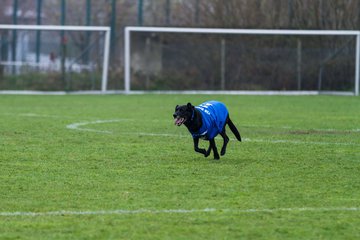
66,119,128,133
5,113,360,133
65,119,360,146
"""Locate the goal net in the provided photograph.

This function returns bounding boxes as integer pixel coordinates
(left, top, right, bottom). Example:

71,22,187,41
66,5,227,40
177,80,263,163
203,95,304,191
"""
125,27,360,96
0,25,110,93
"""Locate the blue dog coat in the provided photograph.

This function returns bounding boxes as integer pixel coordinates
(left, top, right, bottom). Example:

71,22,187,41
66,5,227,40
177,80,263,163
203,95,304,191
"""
191,101,228,140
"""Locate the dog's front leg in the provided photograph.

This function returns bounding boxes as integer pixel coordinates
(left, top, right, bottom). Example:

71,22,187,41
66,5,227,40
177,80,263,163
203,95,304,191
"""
219,130,229,156
193,137,207,156
208,139,220,160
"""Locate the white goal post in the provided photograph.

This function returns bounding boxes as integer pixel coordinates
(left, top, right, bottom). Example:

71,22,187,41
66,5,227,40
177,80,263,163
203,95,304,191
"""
124,26,360,96
0,24,111,93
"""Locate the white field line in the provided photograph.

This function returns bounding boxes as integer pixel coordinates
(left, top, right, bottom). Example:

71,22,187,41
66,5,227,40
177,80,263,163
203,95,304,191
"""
2,113,73,119
66,119,131,134
65,119,360,146
1,207,360,217
243,138,360,146
5,113,360,133
4,114,358,146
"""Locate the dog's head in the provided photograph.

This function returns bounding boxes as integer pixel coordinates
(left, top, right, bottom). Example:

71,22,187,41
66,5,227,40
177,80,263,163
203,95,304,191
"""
173,103,194,126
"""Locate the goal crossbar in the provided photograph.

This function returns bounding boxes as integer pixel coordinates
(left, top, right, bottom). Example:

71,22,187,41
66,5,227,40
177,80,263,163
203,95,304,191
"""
0,24,111,92
124,26,360,96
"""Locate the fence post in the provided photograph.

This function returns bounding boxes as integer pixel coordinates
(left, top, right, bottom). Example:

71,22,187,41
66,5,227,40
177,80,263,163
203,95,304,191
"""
355,33,360,96
110,0,117,60
220,38,226,90
60,0,67,90
297,38,302,90
12,0,18,74
85,0,91,64
36,0,42,64
165,0,171,25
138,0,143,26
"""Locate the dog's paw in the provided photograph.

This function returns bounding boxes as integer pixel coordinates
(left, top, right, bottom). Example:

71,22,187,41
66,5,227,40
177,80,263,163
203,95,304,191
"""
220,148,226,156
204,150,211,157
214,155,220,160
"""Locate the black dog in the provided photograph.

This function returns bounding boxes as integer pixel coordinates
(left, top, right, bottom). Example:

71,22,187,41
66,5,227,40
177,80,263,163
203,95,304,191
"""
173,101,241,160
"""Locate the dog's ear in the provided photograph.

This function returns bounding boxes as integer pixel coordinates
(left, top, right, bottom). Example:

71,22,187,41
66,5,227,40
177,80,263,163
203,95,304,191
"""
187,102,193,109
175,105,179,111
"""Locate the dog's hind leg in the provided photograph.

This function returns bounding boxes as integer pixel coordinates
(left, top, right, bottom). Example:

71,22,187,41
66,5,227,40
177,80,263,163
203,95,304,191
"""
208,139,220,160
219,129,229,156
227,116,241,141
205,143,211,158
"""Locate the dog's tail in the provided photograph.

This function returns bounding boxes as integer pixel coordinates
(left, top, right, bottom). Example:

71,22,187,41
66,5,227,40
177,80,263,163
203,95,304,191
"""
227,116,241,141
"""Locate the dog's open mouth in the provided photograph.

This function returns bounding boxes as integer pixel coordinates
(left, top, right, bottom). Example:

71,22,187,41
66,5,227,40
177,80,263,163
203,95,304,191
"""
174,117,186,126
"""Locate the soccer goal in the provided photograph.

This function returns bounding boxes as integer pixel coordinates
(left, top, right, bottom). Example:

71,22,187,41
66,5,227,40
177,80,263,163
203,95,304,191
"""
124,27,360,96
0,24,110,93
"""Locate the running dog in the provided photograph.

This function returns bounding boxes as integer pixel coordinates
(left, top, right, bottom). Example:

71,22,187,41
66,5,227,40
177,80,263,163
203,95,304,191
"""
173,101,241,160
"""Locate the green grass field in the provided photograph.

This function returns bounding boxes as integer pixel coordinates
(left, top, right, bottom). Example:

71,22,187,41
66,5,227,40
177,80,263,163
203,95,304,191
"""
0,94,359,239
